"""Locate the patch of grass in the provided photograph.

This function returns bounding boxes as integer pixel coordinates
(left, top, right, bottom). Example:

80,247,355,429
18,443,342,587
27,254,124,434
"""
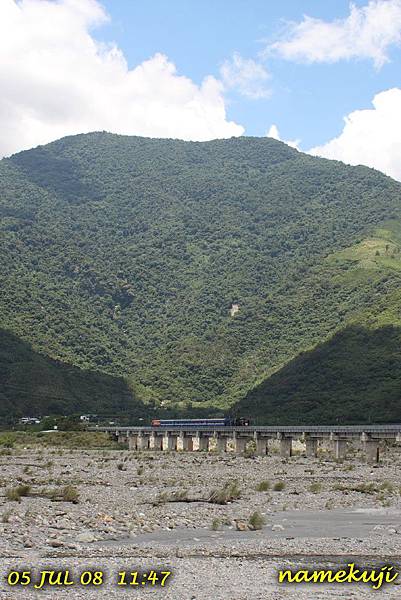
0,434,15,448
308,482,322,494
273,481,286,492
256,480,271,492
0,431,121,450
248,511,265,530
5,484,31,502
209,480,241,505
380,481,395,494
155,489,188,504
46,485,79,504
332,481,396,496
211,518,221,531
171,489,188,501
343,464,355,472
61,485,79,503
2,508,13,523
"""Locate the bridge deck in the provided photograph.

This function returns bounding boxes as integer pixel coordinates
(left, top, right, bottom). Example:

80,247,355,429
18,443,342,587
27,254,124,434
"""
91,424,401,436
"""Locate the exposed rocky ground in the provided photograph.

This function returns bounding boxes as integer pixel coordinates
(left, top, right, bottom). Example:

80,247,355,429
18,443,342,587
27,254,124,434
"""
0,434,401,598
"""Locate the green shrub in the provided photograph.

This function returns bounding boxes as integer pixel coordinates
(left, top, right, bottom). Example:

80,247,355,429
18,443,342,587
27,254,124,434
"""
256,480,270,492
308,482,322,494
273,481,286,492
61,485,79,503
249,511,265,530
0,436,15,448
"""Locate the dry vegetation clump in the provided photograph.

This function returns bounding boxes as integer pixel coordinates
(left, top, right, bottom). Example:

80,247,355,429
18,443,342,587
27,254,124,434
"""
40,485,80,503
5,484,31,502
5,483,79,504
155,489,189,504
154,480,241,506
332,480,399,503
256,480,270,492
1,509,13,522
208,480,241,505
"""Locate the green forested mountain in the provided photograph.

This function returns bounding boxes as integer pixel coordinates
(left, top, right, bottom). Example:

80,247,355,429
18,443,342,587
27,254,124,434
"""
1,132,401,422
235,325,401,424
0,329,148,424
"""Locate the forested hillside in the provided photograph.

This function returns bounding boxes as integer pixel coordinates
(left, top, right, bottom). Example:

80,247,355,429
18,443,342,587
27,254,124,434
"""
1,133,401,422
235,325,401,424
0,329,150,423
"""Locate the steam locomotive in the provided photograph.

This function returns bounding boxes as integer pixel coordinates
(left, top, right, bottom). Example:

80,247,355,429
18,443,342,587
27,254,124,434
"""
151,417,250,427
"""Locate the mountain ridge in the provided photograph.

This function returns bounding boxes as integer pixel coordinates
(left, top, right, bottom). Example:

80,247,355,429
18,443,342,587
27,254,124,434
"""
1,133,401,421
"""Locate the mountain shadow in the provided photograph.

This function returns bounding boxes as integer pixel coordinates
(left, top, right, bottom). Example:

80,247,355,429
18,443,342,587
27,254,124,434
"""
0,329,151,423
234,325,401,425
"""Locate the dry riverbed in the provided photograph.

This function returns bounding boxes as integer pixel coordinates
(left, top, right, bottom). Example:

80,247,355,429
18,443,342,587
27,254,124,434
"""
0,432,401,599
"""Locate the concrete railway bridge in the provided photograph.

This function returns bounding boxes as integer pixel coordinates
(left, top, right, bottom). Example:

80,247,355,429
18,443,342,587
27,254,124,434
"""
92,424,401,463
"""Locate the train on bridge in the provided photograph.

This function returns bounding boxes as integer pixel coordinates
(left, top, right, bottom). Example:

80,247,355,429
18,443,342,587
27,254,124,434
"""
151,417,251,427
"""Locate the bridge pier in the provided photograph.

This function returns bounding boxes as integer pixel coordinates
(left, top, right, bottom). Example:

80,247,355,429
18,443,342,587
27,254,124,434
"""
196,436,209,451
305,437,318,458
180,434,194,451
255,437,267,456
150,433,163,451
128,435,137,450
216,436,227,453
164,434,177,451
365,441,380,463
279,437,292,458
363,438,380,463
137,434,148,451
233,437,246,454
333,439,347,460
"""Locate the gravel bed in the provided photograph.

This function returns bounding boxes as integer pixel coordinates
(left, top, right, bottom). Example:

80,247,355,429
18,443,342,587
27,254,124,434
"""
0,443,401,598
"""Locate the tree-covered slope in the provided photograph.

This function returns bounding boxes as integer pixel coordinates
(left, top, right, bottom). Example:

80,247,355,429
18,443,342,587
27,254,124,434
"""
234,325,401,425
1,132,401,419
0,329,148,422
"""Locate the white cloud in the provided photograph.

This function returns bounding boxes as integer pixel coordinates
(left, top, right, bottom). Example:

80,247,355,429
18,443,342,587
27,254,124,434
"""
269,0,401,68
266,124,300,149
0,0,243,158
220,52,271,99
309,88,401,181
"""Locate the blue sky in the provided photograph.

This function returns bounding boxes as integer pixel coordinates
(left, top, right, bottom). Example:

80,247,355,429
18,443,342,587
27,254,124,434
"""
97,0,401,149
1,0,401,180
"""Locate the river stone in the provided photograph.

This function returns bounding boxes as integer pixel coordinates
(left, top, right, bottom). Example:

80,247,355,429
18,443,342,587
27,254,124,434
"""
76,531,96,543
